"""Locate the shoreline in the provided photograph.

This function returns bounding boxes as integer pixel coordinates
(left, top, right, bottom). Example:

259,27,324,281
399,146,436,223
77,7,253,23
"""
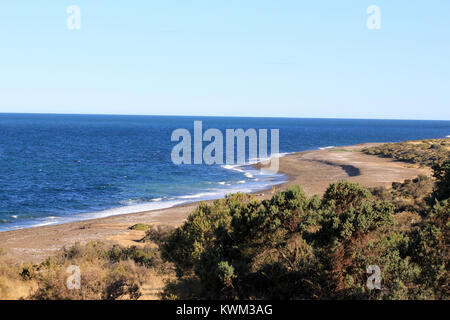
0,159,289,233
0,142,431,263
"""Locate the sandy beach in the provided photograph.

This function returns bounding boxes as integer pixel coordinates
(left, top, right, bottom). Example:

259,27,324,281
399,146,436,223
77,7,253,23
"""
0,143,430,264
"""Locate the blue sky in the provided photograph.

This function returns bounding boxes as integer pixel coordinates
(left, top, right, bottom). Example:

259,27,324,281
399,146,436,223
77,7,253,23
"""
0,1,449,120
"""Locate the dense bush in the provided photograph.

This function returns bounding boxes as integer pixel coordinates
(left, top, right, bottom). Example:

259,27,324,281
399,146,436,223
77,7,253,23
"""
140,225,175,247
402,198,449,299
161,187,321,298
162,172,449,299
369,175,433,216
430,160,450,203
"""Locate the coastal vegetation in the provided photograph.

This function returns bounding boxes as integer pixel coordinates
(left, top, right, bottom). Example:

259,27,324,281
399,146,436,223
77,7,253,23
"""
363,139,450,167
0,144,448,300
369,174,433,216
0,242,172,300
160,162,449,299
129,223,150,231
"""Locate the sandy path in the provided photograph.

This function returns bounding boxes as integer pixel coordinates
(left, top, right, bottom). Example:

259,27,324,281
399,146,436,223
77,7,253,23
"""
0,143,430,263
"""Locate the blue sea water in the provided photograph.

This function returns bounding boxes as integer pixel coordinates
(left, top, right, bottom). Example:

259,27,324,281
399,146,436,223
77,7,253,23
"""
0,113,449,231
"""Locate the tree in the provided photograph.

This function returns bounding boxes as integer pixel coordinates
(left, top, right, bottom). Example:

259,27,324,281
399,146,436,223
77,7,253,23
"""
430,160,450,203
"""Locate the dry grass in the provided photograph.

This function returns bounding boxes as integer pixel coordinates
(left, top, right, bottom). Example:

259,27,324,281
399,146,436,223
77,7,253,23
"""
363,138,450,167
0,240,175,300
0,261,37,299
394,211,422,232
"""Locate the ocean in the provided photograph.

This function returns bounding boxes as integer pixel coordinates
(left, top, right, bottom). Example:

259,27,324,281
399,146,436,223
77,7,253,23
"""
0,113,449,231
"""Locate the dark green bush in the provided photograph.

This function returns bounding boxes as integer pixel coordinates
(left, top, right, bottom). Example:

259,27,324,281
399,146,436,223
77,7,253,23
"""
161,180,449,300
430,160,450,203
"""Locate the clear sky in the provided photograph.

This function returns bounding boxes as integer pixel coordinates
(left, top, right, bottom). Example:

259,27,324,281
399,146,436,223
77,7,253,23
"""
0,1,449,120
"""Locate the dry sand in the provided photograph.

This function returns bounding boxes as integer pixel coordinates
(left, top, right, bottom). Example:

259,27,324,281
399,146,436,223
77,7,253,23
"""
0,143,430,263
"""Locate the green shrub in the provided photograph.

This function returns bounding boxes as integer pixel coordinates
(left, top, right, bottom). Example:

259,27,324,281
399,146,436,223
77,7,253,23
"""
109,245,169,271
430,160,450,203
369,175,433,215
404,199,449,299
161,180,448,300
140,225,175,246
129,224,150,231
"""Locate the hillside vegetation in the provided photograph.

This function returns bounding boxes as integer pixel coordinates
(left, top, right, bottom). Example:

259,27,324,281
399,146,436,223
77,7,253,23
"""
363,139,450,167
160,161,449,300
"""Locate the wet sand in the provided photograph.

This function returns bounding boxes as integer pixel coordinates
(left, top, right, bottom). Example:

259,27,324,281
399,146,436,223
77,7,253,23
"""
0,143,430,263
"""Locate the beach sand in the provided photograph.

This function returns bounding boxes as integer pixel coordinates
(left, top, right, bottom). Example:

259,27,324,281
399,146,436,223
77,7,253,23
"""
0,143,430,263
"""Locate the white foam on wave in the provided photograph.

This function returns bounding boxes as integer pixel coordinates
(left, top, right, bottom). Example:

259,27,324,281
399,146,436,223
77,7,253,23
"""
84,172,286,222
30,216,61,228
446,135,450,138
178,191,222,200
0,175,290,231
3,155,290,232
220,152,290,188
247,152,293,165
319,146,335,150
222,153,292,176
221,164,245,173
88,199,187,219
31,221,56,227
119,199,142,205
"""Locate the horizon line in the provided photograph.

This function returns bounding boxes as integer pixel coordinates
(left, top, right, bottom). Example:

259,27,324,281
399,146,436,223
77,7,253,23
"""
0,111,449,122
